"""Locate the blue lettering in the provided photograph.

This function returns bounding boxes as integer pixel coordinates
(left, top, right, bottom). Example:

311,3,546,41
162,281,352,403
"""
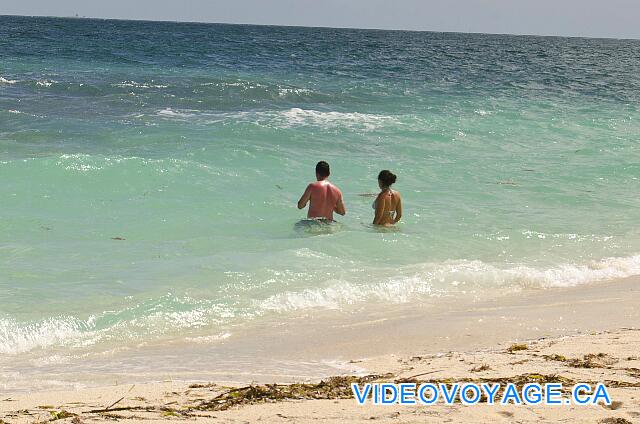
522,384,542,404
351,383,371,405
501,383,522,405
481,383,500,404
592,383,611,406
545,383,562,405
399,383,416,404
572,383,591,405
381,384,398,405
418,383,439,404
440,383,460,404
460,384,481,405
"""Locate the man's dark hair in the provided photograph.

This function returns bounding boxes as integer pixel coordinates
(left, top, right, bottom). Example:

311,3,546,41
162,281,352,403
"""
316,161,330,178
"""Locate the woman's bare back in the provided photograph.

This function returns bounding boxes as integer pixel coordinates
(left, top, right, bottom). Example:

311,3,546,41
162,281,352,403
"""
373,189,402,226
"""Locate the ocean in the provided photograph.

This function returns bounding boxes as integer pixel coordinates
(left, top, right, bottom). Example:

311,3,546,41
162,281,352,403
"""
1,15,639,391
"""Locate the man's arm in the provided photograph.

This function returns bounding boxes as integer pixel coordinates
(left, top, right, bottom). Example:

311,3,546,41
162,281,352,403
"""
334,194,346,216
297,184,312,209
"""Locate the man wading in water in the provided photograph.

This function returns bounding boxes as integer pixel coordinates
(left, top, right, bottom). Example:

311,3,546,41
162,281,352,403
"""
297,161,346,222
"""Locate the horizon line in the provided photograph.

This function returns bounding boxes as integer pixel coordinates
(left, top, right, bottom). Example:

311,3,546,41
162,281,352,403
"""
2,13,639,42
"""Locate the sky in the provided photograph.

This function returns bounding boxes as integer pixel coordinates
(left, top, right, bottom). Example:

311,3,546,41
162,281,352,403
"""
2,0,640,39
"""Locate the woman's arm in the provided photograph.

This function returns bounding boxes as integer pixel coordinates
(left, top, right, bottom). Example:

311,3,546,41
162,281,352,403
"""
393,194,402,223
373,193,385,225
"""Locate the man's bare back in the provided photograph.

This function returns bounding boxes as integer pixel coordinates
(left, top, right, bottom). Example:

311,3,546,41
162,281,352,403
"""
297,161,346,221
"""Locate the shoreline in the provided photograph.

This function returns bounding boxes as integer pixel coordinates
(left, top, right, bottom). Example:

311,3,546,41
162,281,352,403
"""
4,275,639,393
2,276,639,422
2,331,638,423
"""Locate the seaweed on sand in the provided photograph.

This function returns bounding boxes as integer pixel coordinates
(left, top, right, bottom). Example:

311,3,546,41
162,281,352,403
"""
598,418,633,424
470,364,491,372
567,353,616,368
195,373,582,410
194,375,391,411
49,410,76,421
507,343,528,353
542,352,617,368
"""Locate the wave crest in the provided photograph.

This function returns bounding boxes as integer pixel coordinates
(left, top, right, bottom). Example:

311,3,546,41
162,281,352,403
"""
0,76,18,84
1,255,638,355
257,254,640,312
153,107,398,131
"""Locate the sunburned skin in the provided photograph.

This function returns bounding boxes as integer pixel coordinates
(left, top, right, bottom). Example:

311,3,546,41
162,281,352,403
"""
297,179,346,221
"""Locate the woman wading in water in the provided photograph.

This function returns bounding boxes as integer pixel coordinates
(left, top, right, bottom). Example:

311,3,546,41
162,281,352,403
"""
373,170,402,226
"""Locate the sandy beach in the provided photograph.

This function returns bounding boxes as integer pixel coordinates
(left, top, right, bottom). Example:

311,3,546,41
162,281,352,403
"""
2,276,638,423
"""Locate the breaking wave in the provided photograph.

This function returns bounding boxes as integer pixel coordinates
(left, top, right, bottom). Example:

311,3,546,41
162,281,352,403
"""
154,107,399,131
2,254,638,355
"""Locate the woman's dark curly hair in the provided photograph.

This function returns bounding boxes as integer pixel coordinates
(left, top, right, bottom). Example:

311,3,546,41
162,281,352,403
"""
378,170,397,187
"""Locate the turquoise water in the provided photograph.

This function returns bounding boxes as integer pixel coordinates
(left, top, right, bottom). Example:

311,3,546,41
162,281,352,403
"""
1,16,640,387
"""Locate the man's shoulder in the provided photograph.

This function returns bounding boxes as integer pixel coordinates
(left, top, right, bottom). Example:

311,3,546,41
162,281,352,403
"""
309,181,341,193
329,182,342,195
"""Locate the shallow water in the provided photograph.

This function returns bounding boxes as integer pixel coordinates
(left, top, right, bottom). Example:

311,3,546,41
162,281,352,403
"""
1,16,640,391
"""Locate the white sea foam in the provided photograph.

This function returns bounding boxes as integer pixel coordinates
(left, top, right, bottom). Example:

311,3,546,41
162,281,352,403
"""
152,107,398,131
113,80,168,89
521,230,613,242
294,248,332,259
157,108,198,119
258,275,437,312
2,255,638,355
51,153,225,178
0,316,93,355
273,108,397,130
0,76,18,84
185,332,232,344
56,154,105,172
278,87,312,97
0,292,239,355
6,109,45,118
36,79,56,87
256,255,640,312
321,359,368,376
504,255,640,287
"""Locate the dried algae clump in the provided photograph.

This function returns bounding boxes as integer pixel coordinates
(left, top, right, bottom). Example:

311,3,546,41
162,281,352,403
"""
470,364,491,372
507,343,528,353
50,410,76,421
598,418,633,424
567,353,616,368
195,375,391,411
